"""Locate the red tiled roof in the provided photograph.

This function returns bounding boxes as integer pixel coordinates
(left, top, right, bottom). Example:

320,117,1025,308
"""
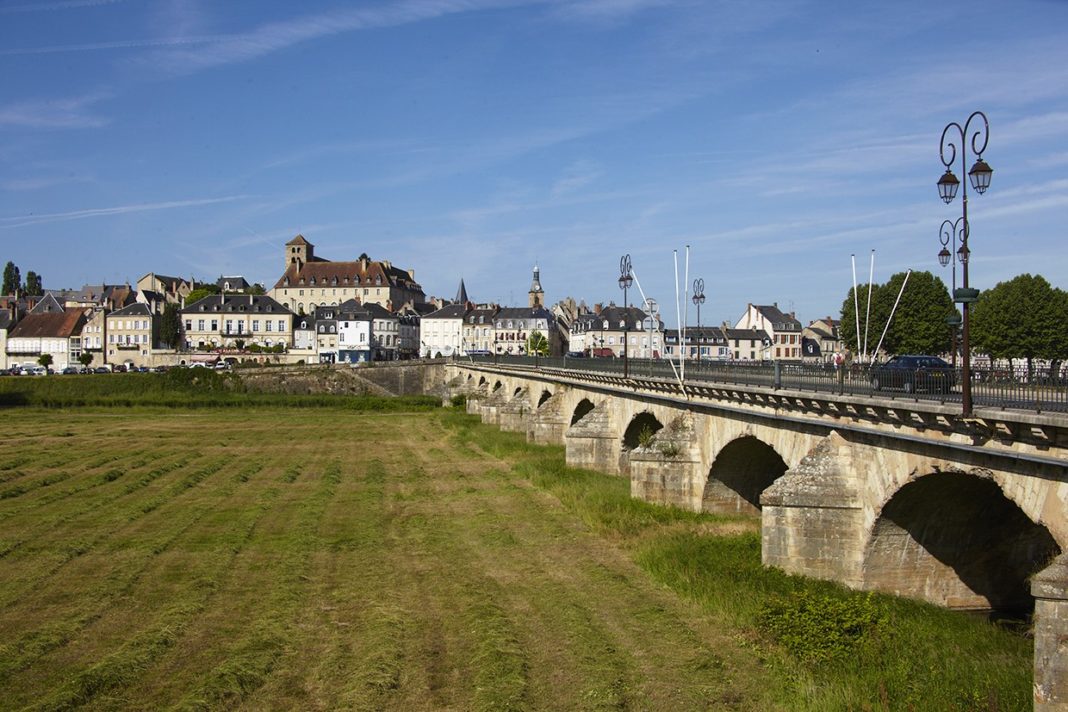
273,259,422,294
9,309,85,339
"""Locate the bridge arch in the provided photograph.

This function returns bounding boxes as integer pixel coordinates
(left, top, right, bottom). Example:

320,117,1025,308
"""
492,380,503,393
571,398,596,426
537,389,552,408
863,471,1061,613
623,412,664,450
513,386,523,398
702,435,788,514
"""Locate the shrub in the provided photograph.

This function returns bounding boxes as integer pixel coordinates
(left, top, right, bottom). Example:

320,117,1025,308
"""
758,590,887,666
637,425,655,448
450,394,467,408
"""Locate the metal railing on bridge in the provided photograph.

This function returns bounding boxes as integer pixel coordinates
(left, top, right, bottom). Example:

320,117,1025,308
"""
461,355,1068,414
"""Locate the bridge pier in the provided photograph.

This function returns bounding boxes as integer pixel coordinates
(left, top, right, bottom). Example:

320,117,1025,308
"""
465,384,487,415
630,415,703,510
498,389,529,433
1034,553,1068,711
760,432,865,587
528,392,569,445
479,387,508,426
565,404,620,476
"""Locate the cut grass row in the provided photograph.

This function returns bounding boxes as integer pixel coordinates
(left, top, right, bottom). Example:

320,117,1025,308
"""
0,405,1033,710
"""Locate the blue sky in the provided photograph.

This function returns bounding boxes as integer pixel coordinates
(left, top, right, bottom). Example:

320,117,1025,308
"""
2,0,1066,327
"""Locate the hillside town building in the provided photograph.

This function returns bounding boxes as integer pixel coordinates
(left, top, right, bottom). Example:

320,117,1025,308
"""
270,235,425,315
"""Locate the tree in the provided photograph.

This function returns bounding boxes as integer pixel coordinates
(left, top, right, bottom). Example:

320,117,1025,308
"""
2,261,20,295
78,352,94,368
838,283,882,354
23,271,43,296
876,271,955,356
526,330,549,356
838,271,954,358
185,285,220,306
160,303,183,349
971,274,1068,372
38,354,53,370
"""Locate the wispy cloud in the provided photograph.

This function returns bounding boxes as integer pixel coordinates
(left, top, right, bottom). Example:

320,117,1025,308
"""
0,0,130,14
0,174,92,191
551,159,604,198
0,93,111,129
0,34,235,57
147,0,542,76
0,195,250,230
551,0,674,23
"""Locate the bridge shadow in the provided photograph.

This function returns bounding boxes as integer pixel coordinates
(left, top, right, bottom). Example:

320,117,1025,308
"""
702,436,787,515
866,472,1061,613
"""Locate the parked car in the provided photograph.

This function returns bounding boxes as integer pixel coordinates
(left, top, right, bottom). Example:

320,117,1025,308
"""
870,355,956,394
94,366,111,374
61,366,80,375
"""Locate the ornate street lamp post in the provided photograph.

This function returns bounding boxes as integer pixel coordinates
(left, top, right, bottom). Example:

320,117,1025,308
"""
938,111,993,416
644,297,659,374
692,278,705,361
938,218,967,369
619,254,633,379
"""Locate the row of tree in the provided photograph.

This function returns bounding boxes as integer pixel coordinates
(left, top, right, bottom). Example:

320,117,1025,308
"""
2,261,44,297
838,271,1068,367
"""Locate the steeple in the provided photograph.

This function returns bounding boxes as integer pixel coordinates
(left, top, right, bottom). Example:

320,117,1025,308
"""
528,264,544,309
455,278,469,305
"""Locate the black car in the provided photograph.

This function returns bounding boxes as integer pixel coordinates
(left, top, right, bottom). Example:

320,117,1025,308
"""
870,355,956,394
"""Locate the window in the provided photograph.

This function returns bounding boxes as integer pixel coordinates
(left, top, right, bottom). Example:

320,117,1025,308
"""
253,321,260,332
278,320,285,332
266,321,273,332
211,320,218,331
186,320,193,331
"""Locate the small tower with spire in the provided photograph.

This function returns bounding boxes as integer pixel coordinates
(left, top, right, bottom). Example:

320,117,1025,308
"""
528,264,544,309
455,278,469,305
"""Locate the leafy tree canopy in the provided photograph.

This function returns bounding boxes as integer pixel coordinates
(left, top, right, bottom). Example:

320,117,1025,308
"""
526,330,549,356
24,271,43,296
3,261,20,295
971,274,1068,364
184,286,219,306
160,303,183,349
839,271,954,357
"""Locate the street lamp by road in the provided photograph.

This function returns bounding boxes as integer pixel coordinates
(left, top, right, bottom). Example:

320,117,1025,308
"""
692,278,705,360
644,297,659,374
938,110,993,416
619,254,633,379
938,218,967,369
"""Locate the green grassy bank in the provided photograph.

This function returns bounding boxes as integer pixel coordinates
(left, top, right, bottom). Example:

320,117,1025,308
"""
441,411,1033,711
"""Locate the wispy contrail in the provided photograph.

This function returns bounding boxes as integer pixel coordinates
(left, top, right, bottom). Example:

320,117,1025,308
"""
0,195,250,230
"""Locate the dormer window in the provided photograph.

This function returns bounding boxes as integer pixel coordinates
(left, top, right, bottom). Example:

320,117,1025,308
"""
331,277,338,286
619,320,625,328
375,276,382,285
284,277,290,287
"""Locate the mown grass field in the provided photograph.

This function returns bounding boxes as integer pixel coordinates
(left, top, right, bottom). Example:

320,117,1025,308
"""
0,398,1033,710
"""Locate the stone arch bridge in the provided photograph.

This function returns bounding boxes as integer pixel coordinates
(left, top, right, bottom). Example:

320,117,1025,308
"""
443,361,1068,709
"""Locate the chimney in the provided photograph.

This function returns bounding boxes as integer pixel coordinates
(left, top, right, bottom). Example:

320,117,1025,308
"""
594,303,603,315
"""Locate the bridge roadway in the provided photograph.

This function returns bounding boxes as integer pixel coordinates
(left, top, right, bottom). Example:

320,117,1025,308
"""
444,358,1068,709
